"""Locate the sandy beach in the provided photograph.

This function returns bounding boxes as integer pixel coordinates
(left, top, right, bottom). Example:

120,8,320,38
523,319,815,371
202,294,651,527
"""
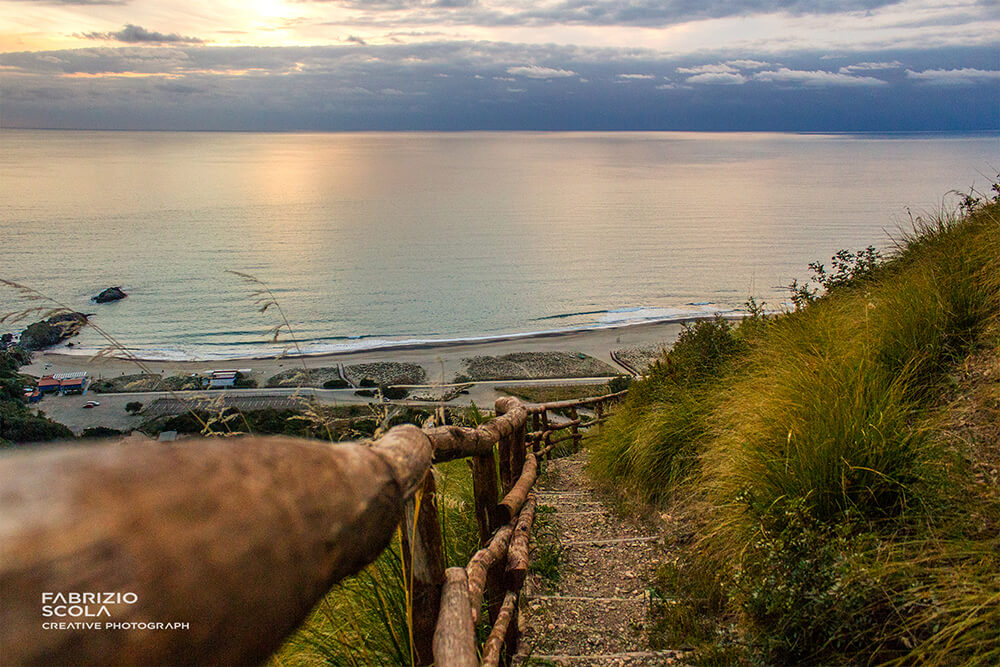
23,320,689,384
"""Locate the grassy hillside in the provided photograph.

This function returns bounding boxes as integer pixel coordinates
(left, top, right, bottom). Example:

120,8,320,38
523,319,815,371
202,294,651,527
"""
590,195,1000,664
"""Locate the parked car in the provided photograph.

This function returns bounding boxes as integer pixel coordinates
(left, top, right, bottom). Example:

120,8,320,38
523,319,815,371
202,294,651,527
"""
82,400,100,408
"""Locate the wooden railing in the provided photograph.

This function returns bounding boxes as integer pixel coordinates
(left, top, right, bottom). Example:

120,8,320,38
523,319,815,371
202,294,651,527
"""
0,390,626,666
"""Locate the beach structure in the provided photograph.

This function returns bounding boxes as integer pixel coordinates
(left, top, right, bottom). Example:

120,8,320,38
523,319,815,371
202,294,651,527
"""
209,370,238,388
36,376,60,393
37,372,89,395
206,369,251,389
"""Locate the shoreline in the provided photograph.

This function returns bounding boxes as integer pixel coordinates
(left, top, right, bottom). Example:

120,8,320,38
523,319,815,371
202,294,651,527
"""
36,312,743,364
24,318,704,382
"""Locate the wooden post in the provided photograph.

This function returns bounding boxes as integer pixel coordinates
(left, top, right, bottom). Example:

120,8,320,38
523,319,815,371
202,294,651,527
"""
495,399,513,495
569,407,580,452
498,431,513,495
531,413,541,455
401,471,446,666
471,451,499,547
541,411,551,461
511,419,527,482
433,568,477,667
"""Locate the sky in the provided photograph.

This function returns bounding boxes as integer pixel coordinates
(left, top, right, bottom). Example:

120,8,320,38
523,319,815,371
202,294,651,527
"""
0,0,998,130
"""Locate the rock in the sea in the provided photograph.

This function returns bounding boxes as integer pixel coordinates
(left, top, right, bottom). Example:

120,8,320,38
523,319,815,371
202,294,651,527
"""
18,312,88,351
93,286,127,303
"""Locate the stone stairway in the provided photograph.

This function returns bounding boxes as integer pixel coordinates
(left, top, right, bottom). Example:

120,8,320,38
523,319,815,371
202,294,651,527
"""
514,450,686,666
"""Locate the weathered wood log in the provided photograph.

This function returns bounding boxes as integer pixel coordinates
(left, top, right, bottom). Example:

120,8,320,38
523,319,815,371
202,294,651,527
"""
505,495,536,590
511,417,527,482
471,451,500,547
480,590,519,667
527,418,582,441
540,411,550,461
401,471,446,666
427,425,492,462
433,568,477,667
496,453,538,526
466,523,514,625
549,432,576,446
494,398,515,495
525,390,628,413
370,424,435,498
426,402,527,463
569,407,580,451
0,434,429,667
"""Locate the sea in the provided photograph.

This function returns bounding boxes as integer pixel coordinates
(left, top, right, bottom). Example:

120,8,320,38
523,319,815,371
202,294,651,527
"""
1,130,997,360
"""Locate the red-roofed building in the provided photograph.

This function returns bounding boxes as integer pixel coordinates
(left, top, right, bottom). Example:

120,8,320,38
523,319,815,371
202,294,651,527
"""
37,376,60,393
59,377,87,394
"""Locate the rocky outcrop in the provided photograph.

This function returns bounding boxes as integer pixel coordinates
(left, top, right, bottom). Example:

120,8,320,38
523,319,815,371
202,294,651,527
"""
18,312,88,351
93,286,127,303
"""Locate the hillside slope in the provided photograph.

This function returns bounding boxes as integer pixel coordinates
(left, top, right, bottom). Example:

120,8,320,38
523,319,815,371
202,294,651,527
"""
590,196,1000,665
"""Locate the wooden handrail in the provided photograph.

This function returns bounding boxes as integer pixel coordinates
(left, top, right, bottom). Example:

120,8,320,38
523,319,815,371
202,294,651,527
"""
0,389,626,667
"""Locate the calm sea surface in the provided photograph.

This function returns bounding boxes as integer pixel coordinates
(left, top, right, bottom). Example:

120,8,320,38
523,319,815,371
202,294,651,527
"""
1,130,997,360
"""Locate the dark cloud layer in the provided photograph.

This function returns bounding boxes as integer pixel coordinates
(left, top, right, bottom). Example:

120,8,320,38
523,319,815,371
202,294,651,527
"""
81,24,205,44
301,0,906,27
1,42,996,131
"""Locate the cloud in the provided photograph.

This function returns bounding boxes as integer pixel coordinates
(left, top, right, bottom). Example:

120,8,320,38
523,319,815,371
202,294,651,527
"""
677,63,737,75
726,59,770,69
839,60,902,73
905,67,1000,84
296,0,908,28
81,24,204,44
507,65,576,78
754,67,887,86
686,72,746,85
617,73,655,79
1,42,996,132
10,0,127,4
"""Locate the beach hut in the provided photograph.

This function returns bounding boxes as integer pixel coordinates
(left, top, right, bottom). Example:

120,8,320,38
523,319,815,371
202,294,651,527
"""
37,376,60,393
209,370,238,389
58,377,87,395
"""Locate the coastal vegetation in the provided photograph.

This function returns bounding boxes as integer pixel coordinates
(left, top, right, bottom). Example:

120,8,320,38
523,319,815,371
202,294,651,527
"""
499,379,628,403
0,347,73,445
590,193,1000,663
458,351,618,382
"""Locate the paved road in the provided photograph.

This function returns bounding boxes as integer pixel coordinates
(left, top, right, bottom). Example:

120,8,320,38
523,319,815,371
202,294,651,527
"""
36,376,612,435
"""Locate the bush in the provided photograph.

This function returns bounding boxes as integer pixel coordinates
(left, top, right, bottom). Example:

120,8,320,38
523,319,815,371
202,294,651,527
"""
322,379,349,389
0,403,73,443
380,386,408,400
125,401,143,414
607,375,633,393
80,426,124,439
359,377,377,388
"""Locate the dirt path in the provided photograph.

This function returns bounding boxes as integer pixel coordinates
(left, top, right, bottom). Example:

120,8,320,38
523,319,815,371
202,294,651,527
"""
515,450,686,666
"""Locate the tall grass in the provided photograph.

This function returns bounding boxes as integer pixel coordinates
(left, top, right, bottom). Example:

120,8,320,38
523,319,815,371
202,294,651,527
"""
591,197,1000,664
271,458,482,666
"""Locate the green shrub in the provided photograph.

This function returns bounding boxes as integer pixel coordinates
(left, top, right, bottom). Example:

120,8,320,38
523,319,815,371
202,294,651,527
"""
607,374,632,392
322,378,349,389
381,386,408,400
81,426,124,439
